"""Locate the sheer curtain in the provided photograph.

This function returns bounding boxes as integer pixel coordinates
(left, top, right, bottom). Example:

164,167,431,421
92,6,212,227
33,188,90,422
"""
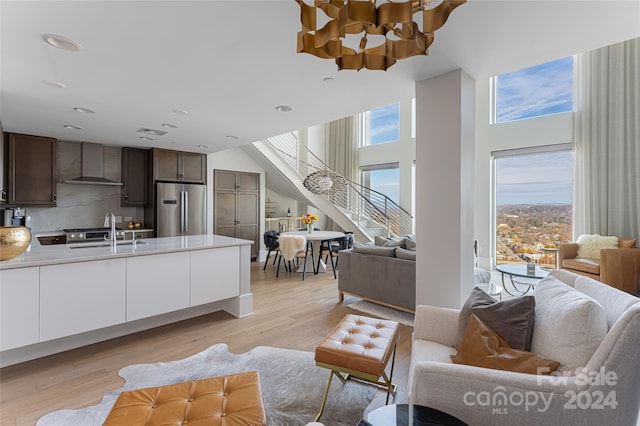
573,37,640,240
324,115,361,231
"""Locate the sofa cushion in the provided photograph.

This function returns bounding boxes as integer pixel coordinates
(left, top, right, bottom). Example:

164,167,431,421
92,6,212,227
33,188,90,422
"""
531,276,608,372
395,247,416,261
619,238,637,248
454,288,536,351
451,314,560,375
576,234,619,259
574,275,640,328
352,242,396,257
375,236,406,248
561,257,601,275
405,236,417,251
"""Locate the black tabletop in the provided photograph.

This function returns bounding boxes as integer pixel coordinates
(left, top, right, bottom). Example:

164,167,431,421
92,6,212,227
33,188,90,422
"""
359,404,468,426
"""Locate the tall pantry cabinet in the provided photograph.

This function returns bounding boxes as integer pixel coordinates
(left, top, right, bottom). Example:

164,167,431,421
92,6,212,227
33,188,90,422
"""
213,170,259,260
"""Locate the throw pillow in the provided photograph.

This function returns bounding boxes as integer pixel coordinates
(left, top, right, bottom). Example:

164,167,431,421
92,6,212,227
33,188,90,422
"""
531,275,608,371
374,236,406,248
576,234,619,259
395,247,416,261
404,236,417,251
619,238,637,248
451,314,560,375
352,242,396,257
454,287,536,350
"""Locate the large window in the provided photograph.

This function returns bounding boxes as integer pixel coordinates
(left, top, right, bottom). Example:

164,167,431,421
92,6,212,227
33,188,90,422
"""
368,103,400,145
361,166,400,204
495,56,574,123
494,146,573,267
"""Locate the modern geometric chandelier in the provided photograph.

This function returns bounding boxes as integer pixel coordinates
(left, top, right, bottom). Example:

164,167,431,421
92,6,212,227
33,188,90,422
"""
295,0,466,71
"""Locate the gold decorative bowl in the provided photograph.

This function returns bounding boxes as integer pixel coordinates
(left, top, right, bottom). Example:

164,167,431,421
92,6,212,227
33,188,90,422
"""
0,226,32,261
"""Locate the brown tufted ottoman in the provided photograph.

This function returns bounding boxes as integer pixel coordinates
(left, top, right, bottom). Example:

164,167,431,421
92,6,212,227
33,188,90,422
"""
102,371,266,426
314,314,400,422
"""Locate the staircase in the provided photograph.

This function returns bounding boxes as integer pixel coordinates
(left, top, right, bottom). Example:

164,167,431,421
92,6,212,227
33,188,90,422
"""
251,132,413,242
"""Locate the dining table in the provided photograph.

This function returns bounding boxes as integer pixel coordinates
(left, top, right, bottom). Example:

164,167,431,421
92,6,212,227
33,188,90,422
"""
279,230,345,274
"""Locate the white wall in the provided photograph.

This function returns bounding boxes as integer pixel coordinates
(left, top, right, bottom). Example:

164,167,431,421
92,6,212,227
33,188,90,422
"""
473,78,573,268
416,69,476,309
207,147,266,255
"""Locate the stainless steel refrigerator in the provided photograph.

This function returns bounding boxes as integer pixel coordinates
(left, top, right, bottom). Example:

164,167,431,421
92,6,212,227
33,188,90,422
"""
156,183,206,237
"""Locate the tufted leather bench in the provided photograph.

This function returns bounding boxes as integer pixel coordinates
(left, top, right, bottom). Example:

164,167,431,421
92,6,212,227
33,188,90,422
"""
314,314,400,422
102,371,266,426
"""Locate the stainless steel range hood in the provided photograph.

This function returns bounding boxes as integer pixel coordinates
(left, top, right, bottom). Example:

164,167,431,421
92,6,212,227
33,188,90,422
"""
64,142,123,186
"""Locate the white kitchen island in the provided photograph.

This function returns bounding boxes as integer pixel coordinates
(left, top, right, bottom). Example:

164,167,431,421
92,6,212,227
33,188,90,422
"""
0,235,253,367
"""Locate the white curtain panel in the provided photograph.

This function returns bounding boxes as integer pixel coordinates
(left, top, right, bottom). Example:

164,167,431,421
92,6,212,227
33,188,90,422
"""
573,37,640,240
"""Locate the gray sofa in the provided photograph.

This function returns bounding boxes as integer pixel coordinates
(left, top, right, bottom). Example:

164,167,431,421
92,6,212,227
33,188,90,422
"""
338,236,491,313
338,236,417,312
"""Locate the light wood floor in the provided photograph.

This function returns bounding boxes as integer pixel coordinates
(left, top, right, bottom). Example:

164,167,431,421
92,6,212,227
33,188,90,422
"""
0,261,413,426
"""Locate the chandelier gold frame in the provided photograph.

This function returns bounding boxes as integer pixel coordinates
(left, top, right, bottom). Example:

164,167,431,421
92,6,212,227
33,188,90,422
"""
295,0,466,71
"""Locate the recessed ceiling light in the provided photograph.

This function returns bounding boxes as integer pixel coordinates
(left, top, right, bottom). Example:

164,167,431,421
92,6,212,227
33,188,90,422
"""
172,109,188,115
137,128,167,136
140,136,154,141
162,123,177,129
275,105,292,112
64,124,82,130
43,34,82,51
42,80,66,88
323,77,335,83
226,135,239,140
73,107,95,114
197,144,209,149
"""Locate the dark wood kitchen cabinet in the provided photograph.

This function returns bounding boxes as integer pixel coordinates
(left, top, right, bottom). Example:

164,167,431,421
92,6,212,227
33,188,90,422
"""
152,148,206,183
121,147,149,207
5,133,57,206
213,170,259,260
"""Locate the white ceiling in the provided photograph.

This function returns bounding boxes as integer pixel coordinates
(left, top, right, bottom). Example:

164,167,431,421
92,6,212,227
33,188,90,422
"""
1,1,639,154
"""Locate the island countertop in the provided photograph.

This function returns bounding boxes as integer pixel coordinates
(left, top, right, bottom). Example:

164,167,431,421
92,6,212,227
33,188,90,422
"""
0,234,253,270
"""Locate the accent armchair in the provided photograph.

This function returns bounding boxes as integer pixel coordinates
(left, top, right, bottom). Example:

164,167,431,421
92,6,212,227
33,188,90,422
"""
408,270,640,426
558,237,640,295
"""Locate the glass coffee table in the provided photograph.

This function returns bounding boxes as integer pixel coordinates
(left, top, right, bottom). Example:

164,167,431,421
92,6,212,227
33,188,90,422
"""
495,263,550,296
358,403,467,426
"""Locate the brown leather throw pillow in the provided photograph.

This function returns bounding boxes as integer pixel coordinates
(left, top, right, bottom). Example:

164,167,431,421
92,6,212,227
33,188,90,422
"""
451,314,560,375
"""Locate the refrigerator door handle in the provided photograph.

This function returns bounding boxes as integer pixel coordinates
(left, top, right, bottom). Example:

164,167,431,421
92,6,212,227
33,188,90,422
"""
180,190,186,233
184,190,189,233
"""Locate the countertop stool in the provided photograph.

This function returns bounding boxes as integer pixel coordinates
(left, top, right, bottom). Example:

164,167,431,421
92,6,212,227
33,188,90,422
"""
314,314,400,422
102,371,266,426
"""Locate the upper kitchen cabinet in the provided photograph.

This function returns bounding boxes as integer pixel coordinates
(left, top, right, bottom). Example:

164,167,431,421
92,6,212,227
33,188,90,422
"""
121,147,149,207
152,148,206,184
5,133,57,206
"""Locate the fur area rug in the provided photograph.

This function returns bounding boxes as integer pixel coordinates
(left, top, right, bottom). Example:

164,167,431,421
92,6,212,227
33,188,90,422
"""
37,343,377,426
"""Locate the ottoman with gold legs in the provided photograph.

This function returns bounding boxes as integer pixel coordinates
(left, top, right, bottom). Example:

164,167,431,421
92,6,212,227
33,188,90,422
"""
314,314,400,422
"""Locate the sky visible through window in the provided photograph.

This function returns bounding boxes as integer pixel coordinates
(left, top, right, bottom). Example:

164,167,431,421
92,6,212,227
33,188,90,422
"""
496,151,573,206
496,56,574,123
370,103,399,145
368,168,400,204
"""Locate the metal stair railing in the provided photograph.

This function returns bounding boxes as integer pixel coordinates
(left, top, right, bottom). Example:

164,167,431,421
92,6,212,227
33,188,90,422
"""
264,132,414,238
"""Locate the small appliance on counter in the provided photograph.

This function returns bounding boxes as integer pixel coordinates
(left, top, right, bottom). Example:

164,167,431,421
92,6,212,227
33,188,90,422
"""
1,207,31,227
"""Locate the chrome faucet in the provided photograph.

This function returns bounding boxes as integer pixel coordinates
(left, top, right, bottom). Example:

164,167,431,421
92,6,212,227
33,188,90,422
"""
104,212,117,247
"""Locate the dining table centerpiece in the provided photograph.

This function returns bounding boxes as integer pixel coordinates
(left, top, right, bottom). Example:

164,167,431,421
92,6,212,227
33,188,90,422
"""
301,213,319,233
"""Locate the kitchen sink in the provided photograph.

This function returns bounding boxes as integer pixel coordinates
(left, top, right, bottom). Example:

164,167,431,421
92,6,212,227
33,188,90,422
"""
68,241,148,249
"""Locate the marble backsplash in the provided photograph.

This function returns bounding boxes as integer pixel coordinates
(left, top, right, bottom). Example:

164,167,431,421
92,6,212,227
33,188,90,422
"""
5,141,145,234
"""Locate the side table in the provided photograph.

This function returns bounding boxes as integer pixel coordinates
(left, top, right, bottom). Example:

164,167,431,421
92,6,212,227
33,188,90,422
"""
359,403,467,426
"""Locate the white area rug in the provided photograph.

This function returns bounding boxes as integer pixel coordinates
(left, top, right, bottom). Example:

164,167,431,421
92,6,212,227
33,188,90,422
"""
37,343,377,426
347,300,414,327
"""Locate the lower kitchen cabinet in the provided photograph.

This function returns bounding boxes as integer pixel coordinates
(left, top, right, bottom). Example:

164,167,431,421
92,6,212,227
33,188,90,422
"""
191,247,239,306
127,252,190,321
0,268,39,351
40,259,126,342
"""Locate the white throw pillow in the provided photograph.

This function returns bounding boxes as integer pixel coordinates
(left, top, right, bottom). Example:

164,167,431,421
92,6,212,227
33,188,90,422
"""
531,276,607,372
576,234,619,259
